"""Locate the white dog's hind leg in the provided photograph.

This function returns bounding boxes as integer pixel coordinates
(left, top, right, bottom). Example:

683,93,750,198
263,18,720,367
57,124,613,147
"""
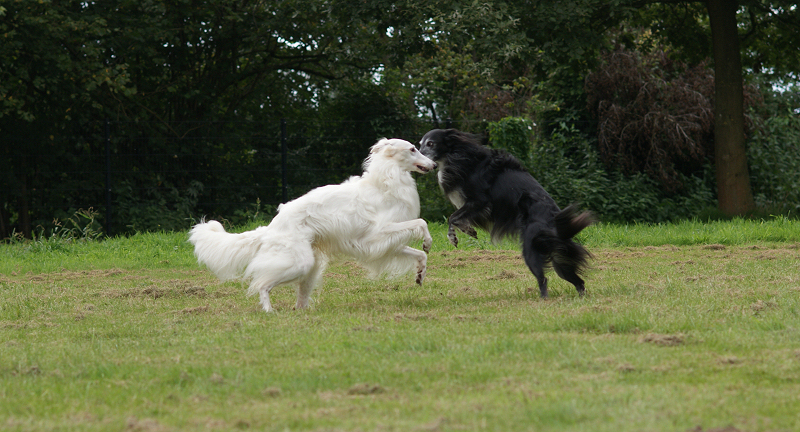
295,252,328,310
259,287,276,312
245,244,315,312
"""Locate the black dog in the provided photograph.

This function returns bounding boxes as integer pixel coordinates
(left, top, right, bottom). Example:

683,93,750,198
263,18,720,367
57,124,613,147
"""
419,128,594,298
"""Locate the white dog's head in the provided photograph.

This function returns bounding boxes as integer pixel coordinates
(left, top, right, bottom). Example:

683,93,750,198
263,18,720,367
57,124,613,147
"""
367,138,437,174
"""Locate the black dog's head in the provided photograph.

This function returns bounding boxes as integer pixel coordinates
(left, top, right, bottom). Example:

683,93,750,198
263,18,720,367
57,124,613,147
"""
418,128,485,163
418,129,448,162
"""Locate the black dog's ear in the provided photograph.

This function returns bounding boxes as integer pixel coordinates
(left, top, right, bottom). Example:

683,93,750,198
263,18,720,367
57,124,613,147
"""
442,128,484,146
440,128,459,143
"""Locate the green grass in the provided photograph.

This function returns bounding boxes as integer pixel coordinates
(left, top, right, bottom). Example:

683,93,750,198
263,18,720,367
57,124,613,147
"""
2,219,800,431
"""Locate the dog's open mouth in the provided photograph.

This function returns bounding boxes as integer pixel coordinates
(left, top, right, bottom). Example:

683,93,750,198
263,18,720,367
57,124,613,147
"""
416,164,433,173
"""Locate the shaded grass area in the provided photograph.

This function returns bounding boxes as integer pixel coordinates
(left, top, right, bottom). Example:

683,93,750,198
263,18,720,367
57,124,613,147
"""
1,220,800,431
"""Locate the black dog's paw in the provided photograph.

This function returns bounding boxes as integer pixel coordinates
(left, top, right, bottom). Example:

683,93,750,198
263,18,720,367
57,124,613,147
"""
448,232,459,247
447,225,459,247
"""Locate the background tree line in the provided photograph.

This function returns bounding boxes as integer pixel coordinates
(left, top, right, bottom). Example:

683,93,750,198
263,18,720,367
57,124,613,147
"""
1,0,798,238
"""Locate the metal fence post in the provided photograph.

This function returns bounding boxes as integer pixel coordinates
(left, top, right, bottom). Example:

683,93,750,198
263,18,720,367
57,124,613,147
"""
104,118,113,237
281,119,288,203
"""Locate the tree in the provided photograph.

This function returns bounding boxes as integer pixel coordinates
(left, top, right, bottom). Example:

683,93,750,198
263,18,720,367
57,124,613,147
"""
707,0,755,215
637,0,800,216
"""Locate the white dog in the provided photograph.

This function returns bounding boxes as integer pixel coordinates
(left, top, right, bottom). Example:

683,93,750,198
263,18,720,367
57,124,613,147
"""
188,138,437,312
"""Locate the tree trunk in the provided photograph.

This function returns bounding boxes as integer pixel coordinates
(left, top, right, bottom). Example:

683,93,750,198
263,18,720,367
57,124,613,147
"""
707,0,755,216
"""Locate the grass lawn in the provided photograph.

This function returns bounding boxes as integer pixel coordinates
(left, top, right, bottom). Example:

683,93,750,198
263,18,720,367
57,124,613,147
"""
1,218,799,431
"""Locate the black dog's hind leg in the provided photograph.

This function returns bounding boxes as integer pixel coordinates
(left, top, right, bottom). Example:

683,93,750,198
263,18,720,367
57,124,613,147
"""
522,238,549,298
523,247,549,298
553,261,585,297
522,223,556,298
552,240,590,297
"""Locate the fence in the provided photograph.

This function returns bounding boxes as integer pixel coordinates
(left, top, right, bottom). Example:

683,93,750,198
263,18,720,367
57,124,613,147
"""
2,118,454,238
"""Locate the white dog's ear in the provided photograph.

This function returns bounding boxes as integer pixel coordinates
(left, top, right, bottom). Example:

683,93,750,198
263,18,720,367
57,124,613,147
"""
370,138,395,156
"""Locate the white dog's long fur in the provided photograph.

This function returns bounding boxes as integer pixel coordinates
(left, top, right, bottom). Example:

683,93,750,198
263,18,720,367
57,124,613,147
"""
188,138,436,312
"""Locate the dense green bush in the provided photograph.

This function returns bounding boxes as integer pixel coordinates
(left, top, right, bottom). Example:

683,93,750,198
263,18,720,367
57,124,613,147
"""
487,119,718,223
417,173,453,223
747,111,800,215
486,117,536,160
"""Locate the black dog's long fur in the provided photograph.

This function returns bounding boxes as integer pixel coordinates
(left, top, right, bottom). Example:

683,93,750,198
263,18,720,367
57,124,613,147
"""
419,128,594,298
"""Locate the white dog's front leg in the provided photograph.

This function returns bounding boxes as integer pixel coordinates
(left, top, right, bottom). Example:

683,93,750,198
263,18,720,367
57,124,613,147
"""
376,218,432,252
359,219,431,284
402,246,428,285
422,224,433,253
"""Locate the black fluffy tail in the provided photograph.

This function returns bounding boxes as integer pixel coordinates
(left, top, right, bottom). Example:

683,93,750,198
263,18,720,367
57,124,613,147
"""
552,205,594,279
522,205,595,296
555,205,595,240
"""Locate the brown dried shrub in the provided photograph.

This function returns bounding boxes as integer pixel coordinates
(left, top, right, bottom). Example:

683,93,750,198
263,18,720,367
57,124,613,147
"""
585,48,758,192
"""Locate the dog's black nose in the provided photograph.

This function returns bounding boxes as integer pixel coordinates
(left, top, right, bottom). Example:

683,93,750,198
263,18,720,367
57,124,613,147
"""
433,162,438,170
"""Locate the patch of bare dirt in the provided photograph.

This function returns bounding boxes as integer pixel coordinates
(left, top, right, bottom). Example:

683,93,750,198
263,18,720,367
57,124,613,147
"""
686,427,744,432
25,269,127,284
488,269,519,280
644,245,680,251
177,306,209,314
126,417,167,432
640,333,685,346
439,249,521,264
102,279,232,300
750,299,779,313
262,386,282,397
347,383,385,395
105,285,208,299
718,355,742,365
393,313,437,322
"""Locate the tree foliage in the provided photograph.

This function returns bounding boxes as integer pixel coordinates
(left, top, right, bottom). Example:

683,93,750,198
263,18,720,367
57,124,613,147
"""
0,0,386,237
638,1,800,84
2,0,799,237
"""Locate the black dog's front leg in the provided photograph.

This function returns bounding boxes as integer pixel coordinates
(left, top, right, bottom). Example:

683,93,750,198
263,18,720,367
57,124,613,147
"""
447,224,469,247
447,204,481,247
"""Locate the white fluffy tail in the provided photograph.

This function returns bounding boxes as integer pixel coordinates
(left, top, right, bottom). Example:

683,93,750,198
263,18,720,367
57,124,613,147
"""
188,221,261,281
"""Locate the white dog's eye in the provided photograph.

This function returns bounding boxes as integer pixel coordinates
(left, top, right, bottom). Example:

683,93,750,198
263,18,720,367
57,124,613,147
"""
410,148,417,153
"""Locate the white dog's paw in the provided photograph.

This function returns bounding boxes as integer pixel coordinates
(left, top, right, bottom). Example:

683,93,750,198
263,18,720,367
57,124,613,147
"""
259,291,274,313
294,298,310,310
416,266,427,285
423,235,432,253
